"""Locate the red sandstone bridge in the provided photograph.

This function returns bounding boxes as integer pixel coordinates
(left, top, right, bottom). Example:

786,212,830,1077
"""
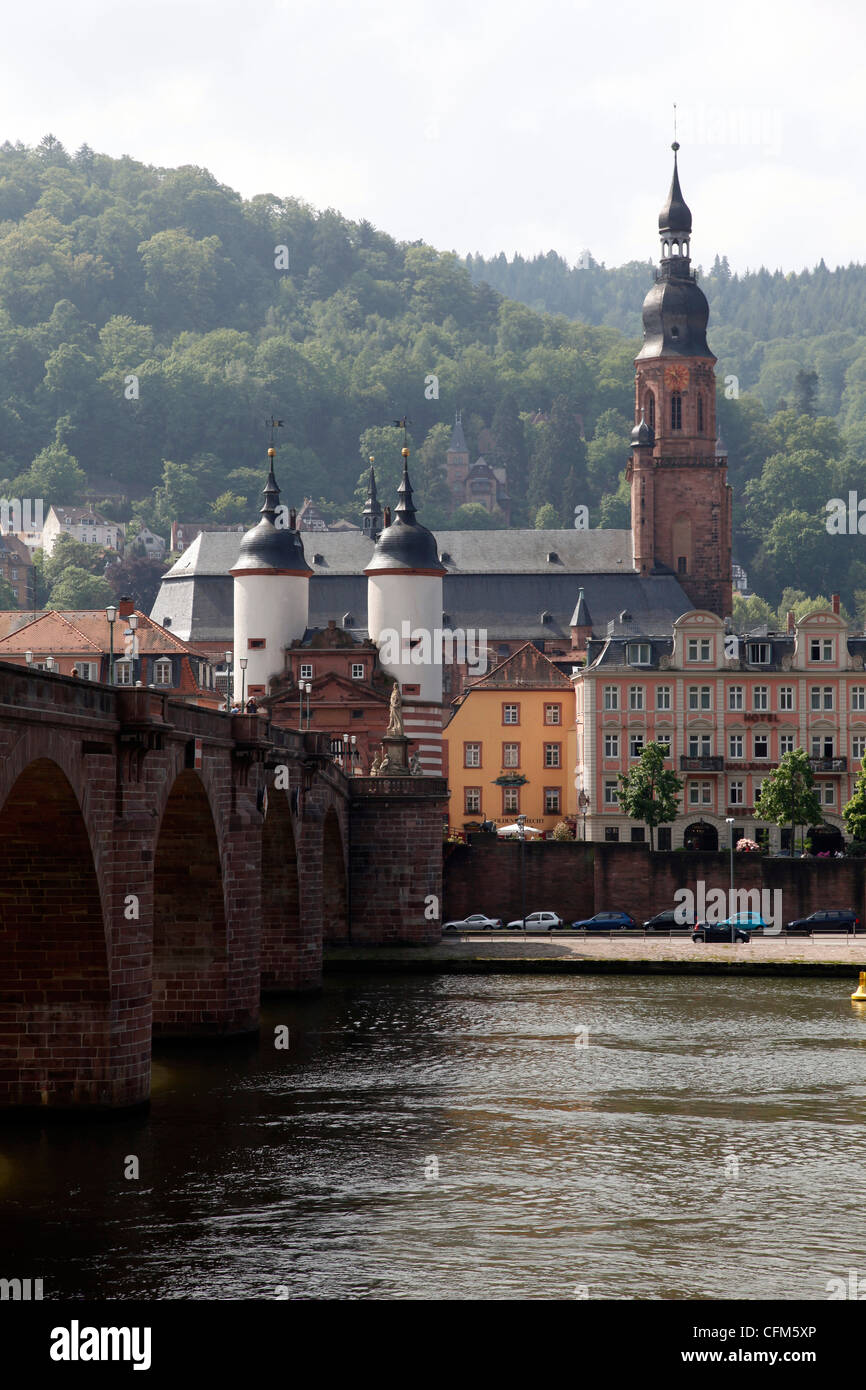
0,665,445,1110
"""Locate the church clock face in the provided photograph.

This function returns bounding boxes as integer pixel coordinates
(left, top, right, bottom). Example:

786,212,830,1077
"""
664,365,689,390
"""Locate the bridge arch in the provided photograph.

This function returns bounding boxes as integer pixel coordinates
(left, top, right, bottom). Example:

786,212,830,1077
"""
152,769,228,1035
0,758,110,1106
322,806,349,944
261,786,302,991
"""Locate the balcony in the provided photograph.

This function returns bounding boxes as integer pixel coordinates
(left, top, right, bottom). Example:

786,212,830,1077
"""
809,756,847,772
680,755,724,772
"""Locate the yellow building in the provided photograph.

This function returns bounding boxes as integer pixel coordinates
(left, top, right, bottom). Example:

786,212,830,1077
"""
445,643,577,834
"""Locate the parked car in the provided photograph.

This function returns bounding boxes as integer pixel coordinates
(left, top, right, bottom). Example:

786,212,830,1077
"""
442,913,503,932
643,909,696,932
571,911,637,930
505,911,564,932
785,909,861,934
692,912,764,943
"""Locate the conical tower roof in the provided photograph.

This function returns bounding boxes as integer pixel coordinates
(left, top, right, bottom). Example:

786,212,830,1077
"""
231,447,311,574
365,449,444,574
659,143,692,235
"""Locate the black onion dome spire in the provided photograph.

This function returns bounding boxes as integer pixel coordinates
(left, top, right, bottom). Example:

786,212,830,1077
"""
630,407,654,448
636,144,714,362
659,142,692,236
232,446,311,573
365,447,444,573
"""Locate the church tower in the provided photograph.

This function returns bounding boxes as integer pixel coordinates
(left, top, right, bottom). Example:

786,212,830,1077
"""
445,411,470,509
627,144,732,618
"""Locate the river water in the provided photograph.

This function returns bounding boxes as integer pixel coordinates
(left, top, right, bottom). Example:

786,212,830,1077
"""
2,973,865,1301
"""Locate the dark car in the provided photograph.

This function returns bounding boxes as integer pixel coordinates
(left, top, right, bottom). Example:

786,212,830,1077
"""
643,909,696,932
571,911,637,930
785,909,861,935
692,912,761,944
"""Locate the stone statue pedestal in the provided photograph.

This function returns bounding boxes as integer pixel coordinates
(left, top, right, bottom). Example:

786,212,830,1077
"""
379,734,410,776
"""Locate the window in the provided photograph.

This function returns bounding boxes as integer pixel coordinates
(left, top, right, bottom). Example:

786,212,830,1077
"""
853,687,866,712
697,394,704,433
10,568,17,580
689,735,712,756
604,733,619,758
503,743,520,768
630,827,645,843
754,780,764,803
248,638,265,650
115,661,132,686
754,734,769,759
503,703,520,724
627,643,651,665
779,735,795,755
153,659,172,686
465,788,481,814
753,686,768,711
629,734,644,760
729,734,744,760
603,780,619,806
545,788,561,814
300,663,313,680
811,735,835,759
544,743,561,769
352,663,365,680
747,642,771,664
629,686,644,711
729,780,744,805
603,686,619,711
503,786,520,813
729,686,744,711
688,685,711,711
820,783,836,806
854,735,866,761
656,685,671,710
810,638,834,662
779,687,794,711
671,392,682,430
544,703,561,725
647,394,655,429
810,686,834,711
689,781,713,805
657,827,672,851
687,638,712,662
464,743,481,768
605,826,620,842
655,733,672,756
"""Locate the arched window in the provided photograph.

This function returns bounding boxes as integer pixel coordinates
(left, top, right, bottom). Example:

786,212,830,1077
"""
647,393,655,430
153,659,172,686
697,395,704,433
671,392,682,431
663,241,669,257
672,241,680,256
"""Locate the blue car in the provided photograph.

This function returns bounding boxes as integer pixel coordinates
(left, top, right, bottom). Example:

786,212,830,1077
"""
571,911,637,931
693,911,766,943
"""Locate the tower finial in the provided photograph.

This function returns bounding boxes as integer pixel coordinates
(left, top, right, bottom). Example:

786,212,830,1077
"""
673,102,678,149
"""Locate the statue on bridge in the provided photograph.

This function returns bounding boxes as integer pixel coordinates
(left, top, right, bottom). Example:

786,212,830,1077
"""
386,683,404,738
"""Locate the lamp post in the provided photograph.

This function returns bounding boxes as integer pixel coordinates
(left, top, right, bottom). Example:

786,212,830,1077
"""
105,604,117,685
44,656,54,672
127,612,139,683
351,734,357,775
224,651,233,712
239,657,248,709
305,681,312,729
726,816,735,943
518,812,527,930
25,649,32,666
342,733,350,773
579,789,589,841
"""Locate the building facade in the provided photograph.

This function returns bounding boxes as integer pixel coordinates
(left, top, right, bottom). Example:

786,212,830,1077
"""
42,506,124,556
574,606,864,851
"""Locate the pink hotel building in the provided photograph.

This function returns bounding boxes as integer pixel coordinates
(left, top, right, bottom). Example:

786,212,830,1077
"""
573,606,866,851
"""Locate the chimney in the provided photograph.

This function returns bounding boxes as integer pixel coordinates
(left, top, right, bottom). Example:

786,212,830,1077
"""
118,595,134,618
786,610,795,635
832,593,840,615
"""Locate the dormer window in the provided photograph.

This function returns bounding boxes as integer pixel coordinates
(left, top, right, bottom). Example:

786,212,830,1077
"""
540,611,552,624
547,552,559,563
342,612,354,626
747,642,771,664
313,553,324,564
627,643,651,665
439,551,451,563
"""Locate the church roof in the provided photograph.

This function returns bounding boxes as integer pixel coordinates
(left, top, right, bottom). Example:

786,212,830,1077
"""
449,414,469,454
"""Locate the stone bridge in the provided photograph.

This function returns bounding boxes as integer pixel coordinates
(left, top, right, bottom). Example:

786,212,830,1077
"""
0,665,446,1110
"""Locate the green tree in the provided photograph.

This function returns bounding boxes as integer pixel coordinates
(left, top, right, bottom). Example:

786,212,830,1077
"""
617,741,682,850
46,565,114,608
754,748,823,854
843,758,866,841
733,592,775,630
0,575,19,607
448,503,501,530
210,491,248,522
13,442,86,503
534,503,559,529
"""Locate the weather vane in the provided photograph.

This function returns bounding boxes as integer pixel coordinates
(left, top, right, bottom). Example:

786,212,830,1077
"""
392,415,412,446
266,416,284,445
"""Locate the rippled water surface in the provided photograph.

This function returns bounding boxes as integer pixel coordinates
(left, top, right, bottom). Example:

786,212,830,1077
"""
2,974,866,1300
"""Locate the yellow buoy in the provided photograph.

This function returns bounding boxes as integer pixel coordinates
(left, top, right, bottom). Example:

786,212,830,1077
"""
851,971,866,1002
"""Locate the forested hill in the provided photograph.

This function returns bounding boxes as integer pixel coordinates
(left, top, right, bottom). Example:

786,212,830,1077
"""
3,135,866,623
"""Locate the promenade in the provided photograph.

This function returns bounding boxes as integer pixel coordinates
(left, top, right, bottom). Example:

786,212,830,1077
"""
325,932,866,977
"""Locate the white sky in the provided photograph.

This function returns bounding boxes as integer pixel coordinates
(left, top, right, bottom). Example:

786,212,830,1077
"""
1,0,863,274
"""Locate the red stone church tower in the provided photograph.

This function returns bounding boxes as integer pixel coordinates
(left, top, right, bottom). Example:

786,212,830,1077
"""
627,143,733,618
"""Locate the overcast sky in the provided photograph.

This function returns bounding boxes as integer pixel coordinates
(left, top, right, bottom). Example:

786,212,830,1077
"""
2,0,863,275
